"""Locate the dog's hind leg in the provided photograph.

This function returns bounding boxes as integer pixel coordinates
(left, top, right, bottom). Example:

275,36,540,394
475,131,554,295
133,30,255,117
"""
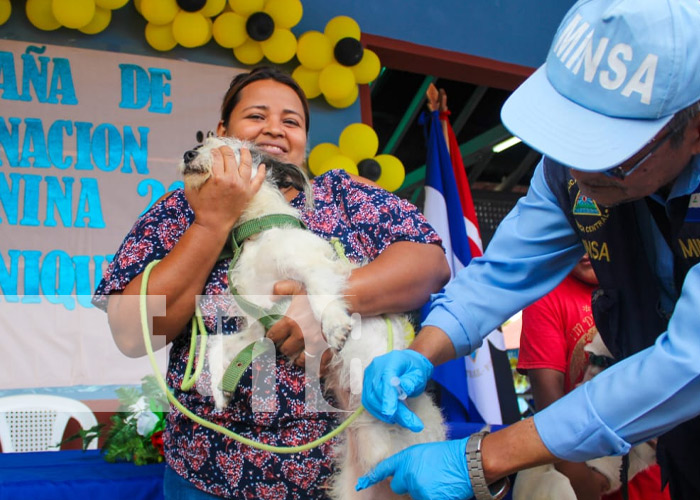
330,428,409,500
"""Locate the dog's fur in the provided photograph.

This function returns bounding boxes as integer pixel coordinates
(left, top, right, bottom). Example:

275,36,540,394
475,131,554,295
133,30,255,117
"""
512,333,657,499
179,136,446,500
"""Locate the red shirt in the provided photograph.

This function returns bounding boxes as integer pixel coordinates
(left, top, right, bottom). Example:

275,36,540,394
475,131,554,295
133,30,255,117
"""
518,274,597,392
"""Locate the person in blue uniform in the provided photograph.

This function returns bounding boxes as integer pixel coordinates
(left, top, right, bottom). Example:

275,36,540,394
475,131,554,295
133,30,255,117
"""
357,0,700,499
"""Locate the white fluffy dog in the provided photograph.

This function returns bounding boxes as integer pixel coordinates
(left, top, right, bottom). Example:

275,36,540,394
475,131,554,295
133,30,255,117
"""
179,135,446,500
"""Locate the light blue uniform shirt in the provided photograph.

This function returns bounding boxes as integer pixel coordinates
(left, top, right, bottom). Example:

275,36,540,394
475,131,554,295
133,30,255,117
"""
424,157,700,461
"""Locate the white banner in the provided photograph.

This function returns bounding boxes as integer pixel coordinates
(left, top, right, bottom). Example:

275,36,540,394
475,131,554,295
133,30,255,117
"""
0,39,245,391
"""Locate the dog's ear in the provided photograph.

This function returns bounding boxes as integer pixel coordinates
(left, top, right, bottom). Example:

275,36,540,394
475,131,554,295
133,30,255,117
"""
264,157,310,193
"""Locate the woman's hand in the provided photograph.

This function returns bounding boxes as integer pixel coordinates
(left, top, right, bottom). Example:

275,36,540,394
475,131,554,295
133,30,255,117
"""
186,146,266,236
266,280,333,375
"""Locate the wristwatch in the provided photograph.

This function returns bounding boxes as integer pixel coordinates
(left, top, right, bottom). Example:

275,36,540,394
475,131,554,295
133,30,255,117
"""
465,431,511,500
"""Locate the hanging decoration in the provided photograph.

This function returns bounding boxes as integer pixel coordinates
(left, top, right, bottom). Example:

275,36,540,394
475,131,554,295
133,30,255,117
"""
0,0,10,26
25,0,129,34
138,0,226,50
211,0,302,65
293,15,380,109
308,123,405,192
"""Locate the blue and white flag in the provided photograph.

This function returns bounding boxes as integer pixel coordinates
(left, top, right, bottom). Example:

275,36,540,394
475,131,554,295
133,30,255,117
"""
422,109,515,425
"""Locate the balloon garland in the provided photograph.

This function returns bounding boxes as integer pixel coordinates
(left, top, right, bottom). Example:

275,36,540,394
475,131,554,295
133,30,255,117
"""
308,123,405,192
293,16,381,109
137,0,227,50
25,0,129,34
0,0,10,26
212,0,302,65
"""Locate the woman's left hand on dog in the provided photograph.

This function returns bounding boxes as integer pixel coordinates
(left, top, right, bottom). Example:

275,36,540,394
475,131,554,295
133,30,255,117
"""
267,280,333,375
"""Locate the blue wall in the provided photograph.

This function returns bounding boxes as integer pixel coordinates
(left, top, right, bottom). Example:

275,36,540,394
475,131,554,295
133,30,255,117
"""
297,0,572,68
1,0,572,145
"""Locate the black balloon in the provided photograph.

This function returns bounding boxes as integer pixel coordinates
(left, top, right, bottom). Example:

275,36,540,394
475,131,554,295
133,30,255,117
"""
334,37,364,67
246,12,275,41
176,0,206,12
358,158,381,181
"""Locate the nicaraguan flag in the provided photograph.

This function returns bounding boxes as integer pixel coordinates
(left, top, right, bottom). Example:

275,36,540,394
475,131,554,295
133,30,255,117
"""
422,109,517,426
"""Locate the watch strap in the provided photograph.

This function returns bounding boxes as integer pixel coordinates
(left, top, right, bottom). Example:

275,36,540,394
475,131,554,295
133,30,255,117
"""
465,431,510,500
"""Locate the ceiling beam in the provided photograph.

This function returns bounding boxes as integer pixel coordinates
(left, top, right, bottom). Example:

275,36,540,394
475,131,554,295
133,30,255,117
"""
381,75,436,155
495,150,541,191
397,124,511,192
452,85,488,136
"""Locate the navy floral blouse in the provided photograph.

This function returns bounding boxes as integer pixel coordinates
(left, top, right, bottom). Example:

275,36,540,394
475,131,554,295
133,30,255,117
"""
93,170,441,499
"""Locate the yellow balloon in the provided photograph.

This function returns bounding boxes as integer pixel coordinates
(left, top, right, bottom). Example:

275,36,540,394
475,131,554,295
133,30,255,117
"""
172,11,211,47
261,28,296,63
201,0,226,17
133,0,143,13
140,0,178,25
319,63,356,102
212,11,247,48
228,0,263,16
339,123,378,163
324,15,360,44
263,0,301,29
95,0,128,8
0,0,11,26
52,0,95,28
145,21,177,50
233,39,264,65
325,84,358,108
352,48,381,84
296,31,333,70
79,5,111,34
26,0,60,30
308,143,340,176
318,154,358,177
375,154,406,192
292,66,321,99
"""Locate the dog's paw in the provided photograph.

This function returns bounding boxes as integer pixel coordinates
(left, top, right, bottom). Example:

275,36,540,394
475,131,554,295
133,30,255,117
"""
321,306,353,351
211,388,231,411
207,335,233,410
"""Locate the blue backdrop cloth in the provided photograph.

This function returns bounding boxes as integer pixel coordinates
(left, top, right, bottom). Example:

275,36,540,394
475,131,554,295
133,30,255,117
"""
0,449,164,500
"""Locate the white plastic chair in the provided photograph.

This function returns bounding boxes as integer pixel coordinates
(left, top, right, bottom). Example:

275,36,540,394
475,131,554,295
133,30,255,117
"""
0,394,98,452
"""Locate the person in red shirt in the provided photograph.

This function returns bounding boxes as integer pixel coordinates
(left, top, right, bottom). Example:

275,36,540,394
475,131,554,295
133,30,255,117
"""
516,255,668,500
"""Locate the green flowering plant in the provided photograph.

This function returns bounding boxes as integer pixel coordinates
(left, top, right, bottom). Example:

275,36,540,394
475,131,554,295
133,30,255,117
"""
102,375,169,465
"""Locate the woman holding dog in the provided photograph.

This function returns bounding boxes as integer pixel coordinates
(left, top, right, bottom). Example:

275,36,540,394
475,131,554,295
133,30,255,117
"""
93,66,450,499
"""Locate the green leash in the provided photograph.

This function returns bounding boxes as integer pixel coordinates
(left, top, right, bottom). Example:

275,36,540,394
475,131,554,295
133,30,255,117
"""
221,214,306,333
139,257,396,453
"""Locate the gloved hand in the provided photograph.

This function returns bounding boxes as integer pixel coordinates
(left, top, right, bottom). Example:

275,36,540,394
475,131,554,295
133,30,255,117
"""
361,349,434,432
356,437,474,500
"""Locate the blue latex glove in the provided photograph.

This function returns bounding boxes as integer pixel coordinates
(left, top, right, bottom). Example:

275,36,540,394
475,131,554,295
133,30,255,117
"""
356,437,474,499
361,350,434,432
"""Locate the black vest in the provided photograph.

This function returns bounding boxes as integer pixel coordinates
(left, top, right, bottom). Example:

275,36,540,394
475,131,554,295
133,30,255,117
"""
543,158,700,359
545,158,700,495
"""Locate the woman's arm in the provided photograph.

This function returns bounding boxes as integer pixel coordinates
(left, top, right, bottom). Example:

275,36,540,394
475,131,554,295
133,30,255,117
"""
106,147,266,357
345,240,450,316
268,241,449,367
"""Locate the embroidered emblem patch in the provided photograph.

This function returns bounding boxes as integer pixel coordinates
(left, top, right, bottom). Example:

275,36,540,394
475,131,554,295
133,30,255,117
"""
686,192,700,222
573,193,602,216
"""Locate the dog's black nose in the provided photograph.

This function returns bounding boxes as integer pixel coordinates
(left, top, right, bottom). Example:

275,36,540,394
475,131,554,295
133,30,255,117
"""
183,149,198,164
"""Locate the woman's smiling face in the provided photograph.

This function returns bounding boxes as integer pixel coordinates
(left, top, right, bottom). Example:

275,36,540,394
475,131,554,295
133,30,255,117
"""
217,79,308,167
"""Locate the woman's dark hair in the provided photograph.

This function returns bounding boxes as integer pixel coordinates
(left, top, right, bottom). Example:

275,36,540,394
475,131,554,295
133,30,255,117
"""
220,66,310,133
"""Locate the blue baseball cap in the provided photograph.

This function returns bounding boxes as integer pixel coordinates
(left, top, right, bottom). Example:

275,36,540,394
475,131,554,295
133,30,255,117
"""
501,0,700,171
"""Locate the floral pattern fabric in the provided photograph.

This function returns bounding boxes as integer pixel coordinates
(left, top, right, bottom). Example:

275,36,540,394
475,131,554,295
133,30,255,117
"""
93,170,441,499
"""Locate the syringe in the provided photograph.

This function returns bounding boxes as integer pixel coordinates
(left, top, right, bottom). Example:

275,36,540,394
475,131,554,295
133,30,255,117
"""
390,376,407,401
